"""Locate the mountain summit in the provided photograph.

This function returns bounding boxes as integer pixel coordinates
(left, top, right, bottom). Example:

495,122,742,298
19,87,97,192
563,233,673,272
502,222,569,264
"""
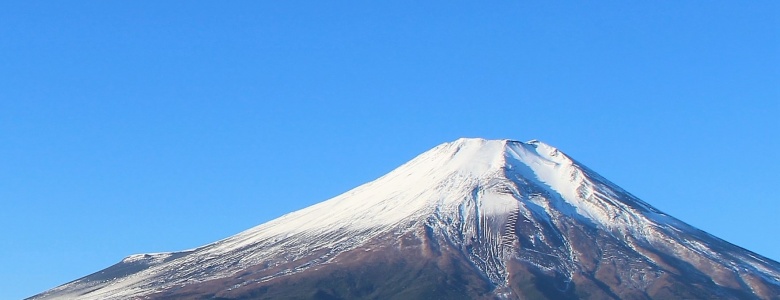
30,138,780,299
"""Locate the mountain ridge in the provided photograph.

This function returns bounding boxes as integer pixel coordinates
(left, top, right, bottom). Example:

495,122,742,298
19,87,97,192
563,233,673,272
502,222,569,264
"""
30,138,780,299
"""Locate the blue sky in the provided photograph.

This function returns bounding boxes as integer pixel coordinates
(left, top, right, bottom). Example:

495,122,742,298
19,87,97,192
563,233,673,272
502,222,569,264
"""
1,1,778,298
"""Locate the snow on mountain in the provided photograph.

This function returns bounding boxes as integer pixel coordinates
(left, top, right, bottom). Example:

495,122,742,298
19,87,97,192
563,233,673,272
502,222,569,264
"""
29,138,780,299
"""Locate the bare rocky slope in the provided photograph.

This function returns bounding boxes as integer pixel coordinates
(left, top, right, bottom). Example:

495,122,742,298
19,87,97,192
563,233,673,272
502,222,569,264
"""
29,139,780,299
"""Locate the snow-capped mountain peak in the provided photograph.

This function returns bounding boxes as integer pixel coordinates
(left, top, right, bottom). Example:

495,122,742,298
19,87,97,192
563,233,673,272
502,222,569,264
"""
30,138,780,300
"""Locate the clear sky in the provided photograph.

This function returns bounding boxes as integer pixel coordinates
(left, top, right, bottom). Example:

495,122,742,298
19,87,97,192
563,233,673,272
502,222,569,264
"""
1,2,778,299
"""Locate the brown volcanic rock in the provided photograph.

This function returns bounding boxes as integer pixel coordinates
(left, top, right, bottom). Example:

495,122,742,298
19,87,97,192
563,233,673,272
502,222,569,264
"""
148,228,495,300
143,221,778,300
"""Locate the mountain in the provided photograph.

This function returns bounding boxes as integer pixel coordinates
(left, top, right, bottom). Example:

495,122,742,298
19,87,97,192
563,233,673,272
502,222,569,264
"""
29,138,780,299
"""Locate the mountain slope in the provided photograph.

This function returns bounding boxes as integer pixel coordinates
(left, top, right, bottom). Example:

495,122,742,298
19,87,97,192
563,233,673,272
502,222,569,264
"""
29,138,780,299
